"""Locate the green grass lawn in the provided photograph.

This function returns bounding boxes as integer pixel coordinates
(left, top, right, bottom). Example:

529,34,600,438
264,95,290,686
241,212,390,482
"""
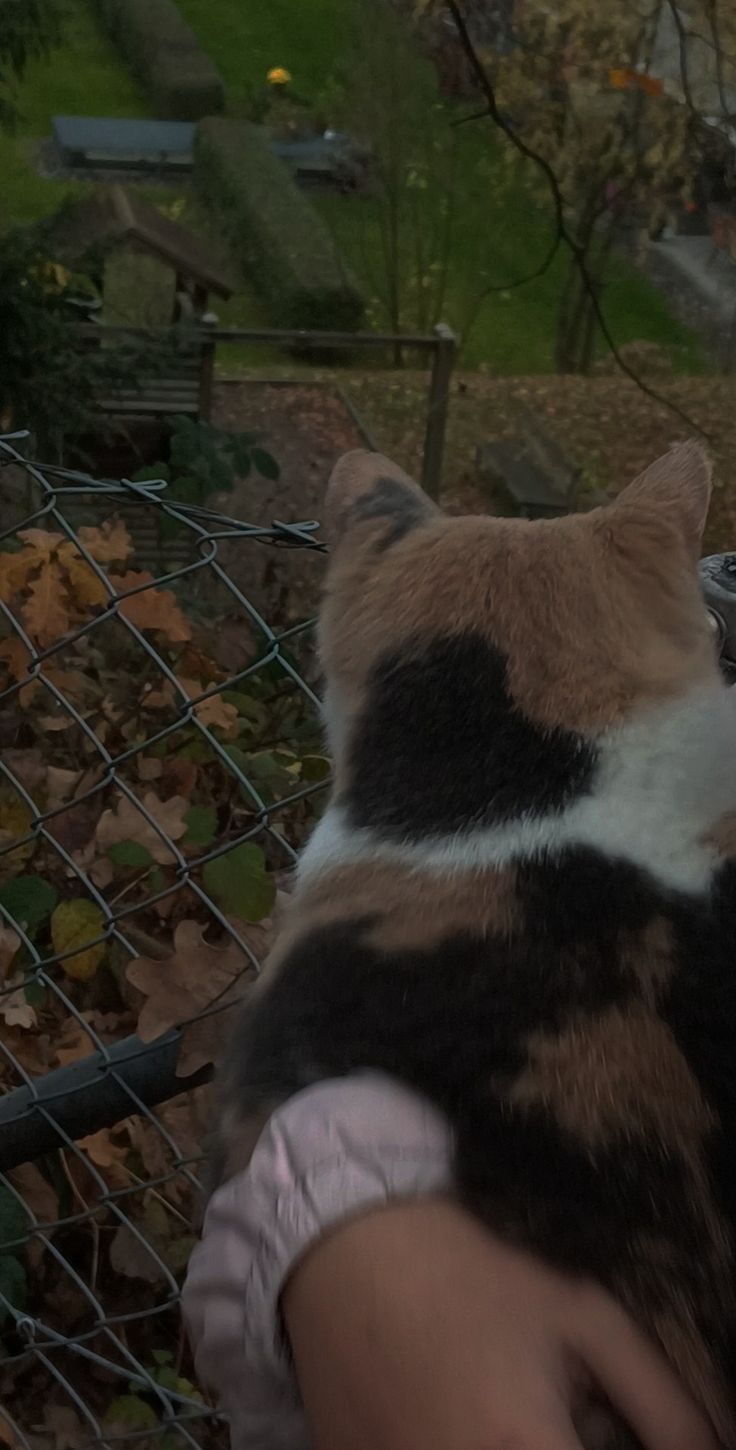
0,0,148,227
314,129,703,373
1,0,704,377
317,190,702,372
173,0,702,373
174,0,350,112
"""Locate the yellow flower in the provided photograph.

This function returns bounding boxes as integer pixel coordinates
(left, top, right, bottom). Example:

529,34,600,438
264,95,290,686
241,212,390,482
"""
267,66,292,86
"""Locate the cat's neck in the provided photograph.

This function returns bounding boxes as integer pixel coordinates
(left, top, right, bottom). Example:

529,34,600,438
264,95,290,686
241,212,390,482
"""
301,681,736,897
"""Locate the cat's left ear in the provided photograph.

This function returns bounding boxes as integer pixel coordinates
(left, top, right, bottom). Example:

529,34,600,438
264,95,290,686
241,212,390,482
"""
612,440,712,555
324,450,438,551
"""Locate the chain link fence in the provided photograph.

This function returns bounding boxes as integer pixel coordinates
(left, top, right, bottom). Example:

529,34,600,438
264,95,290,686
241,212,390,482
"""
0,433,329,1449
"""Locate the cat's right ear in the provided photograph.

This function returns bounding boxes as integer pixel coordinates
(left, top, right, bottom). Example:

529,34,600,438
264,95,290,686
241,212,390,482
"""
324,450,438,552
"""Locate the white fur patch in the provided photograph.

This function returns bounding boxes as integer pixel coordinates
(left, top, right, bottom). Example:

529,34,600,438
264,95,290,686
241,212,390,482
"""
298,683,736,896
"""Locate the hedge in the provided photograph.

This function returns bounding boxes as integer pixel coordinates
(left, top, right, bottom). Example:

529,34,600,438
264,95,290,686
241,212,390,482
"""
94,0,224,120
195,118,365,332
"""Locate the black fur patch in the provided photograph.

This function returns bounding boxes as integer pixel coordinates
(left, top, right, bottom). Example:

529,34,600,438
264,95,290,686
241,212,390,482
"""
348,476,430,551
343,633,598,838
219,849,736,1410
664,860,736,1231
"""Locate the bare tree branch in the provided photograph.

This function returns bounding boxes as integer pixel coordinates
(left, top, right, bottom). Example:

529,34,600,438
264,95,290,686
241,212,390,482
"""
666,0,696,111
444,0,712,439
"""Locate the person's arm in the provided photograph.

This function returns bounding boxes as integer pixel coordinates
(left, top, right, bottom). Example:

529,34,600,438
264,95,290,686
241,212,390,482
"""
283,1197,719,1450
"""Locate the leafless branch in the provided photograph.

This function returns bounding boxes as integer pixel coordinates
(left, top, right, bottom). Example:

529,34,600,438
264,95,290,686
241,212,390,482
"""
444,0,711,438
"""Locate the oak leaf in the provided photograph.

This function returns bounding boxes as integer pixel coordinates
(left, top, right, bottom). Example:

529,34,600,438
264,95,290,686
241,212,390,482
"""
57,544,108,609
8,1163,59,1263
54,1015,96,1066
110,571,191,643
77,519,132,564
0,925,20,980
95,791,189,865
77,1126,130,1189
16,528,63,557
0,984,36,1031
177,676,239,738
22,563,70,646
126,918,267,1074
0,637,32,682
45,766,80,810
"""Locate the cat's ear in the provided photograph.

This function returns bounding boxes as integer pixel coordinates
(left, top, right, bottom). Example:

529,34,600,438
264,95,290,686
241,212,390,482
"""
324,450,438,551
612,441,712,555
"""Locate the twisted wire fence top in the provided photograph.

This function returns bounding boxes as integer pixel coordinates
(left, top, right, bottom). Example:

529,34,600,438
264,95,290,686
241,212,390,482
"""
0,434,329,1449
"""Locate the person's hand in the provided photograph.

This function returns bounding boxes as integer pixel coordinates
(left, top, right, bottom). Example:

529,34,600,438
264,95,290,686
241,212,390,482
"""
283,1197,720,1450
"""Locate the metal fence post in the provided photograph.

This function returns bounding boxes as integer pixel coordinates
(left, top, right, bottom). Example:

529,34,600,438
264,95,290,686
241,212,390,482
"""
421,323,457,500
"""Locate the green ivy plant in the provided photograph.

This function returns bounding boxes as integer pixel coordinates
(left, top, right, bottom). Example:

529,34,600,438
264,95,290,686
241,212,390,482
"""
133,415,280,535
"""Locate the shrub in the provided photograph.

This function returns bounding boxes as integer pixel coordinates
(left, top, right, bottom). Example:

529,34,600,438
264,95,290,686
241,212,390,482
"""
195,118,365,332
93,0,224,120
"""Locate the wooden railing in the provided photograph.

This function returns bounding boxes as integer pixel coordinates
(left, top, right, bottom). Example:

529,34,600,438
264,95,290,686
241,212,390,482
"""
79,320,458,499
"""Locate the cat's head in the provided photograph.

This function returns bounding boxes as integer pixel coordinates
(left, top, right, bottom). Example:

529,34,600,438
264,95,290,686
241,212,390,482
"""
319,443,718,770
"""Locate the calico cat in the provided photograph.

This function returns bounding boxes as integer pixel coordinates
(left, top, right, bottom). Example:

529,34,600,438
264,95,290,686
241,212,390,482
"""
212,442,736,1448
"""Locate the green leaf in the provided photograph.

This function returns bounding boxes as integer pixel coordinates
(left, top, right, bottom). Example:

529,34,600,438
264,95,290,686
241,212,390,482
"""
0,875,58,936
202,843,274,922
183,805,217,848
209,453,236,493
300,754,332,782
222,693,268,728
104,1396,158,1431
24,978,46,1008
0,1187,26,1247
107,840,154,868
131,462,170,484
50,898,106,982
0,1253,25,1325
252,447,280,481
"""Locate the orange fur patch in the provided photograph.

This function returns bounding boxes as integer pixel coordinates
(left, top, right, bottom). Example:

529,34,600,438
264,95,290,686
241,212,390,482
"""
321,443,717,742
508,1004,713,1152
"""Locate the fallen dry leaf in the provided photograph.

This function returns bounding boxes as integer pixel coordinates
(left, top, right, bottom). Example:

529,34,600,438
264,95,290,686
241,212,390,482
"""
110,1196,195,1283
0,926,20,981
136,756,163,781
76,1126,130,1189
94,790,189,865
54,1014,97,1067
177,676,238,738
22,563,70,647
109,1222,164,1284
0,637,32,682
3,748,45,794
45,766,80,810
127,1084,211,1199
8,1162,58,1226
110,571,191,643
126,918,263,1073
77,518,132,565
141,680,175,711
0,985,36,1031
0,545,44,602
209,614,257,674
161,756,198,798
16,527,64,556
30,1406,87,1450
57,545,107,609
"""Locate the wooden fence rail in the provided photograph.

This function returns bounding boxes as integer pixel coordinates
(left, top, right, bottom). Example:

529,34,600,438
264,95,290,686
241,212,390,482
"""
79,320,458,498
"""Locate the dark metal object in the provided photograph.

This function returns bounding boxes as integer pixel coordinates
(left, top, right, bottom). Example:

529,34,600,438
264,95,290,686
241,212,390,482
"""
0,1033,211,1173
52,116,196,170
700,553,736,681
